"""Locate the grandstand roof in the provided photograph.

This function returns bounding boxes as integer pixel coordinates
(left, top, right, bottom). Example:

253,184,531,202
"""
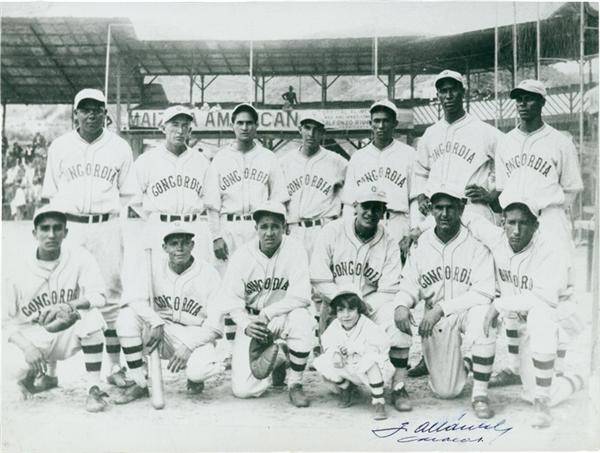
1,5,597,105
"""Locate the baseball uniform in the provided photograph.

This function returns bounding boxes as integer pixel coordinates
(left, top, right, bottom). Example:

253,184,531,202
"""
393,226,496,400
342,140,419,243
220,235,315,398
414,113,503,222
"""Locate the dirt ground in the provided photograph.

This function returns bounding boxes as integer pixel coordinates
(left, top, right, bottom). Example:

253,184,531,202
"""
2,221,599,452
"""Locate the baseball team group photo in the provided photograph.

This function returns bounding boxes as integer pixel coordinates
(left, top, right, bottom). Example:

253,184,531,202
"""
1,2,599,452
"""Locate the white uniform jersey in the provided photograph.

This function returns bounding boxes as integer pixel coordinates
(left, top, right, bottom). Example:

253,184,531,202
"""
395,226,495,316
414,113,502,196
134,145,210,215
310,217,402,300
342,140,417,213
222,236,311,326
495,123,583,209
203,143,288,215
122,256,221,328
279,146,347,223
3,245,106,337
42,129,139,214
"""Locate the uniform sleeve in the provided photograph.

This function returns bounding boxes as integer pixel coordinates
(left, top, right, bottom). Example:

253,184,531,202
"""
268,156,290,204
310,226,340,301
486,124,503,160
377,237,402,294
79,251,107,308
134,156,149,195
494,138,508,191
320,321,339,351
413,132,431,196
461,210,504,250
117,143,140,200
393,247,422,309
340,157,357,207
220,249,252,330
558,136,584,194
203,159,222,213
2,274,22,341
41,141,59,200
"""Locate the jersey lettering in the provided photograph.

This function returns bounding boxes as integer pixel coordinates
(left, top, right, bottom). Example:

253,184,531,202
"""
430,141,476,164
356,167,407,188
497,268,534,291
149,175,203,197
218,168,269,191
504,153,552,178
244,277,290,296
153,295,203,317
66,163,119,185
331,260,381,284
21,287,79,317
418,266,473,289
286,173,333,197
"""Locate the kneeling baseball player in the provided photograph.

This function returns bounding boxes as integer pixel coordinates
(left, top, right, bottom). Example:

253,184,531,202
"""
114,222,224,403
3,206,109,412
221,201,315,407
313,291,394,420
393,184,497,418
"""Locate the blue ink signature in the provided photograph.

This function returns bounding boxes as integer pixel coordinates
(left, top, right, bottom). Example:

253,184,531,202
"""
371,413,513,444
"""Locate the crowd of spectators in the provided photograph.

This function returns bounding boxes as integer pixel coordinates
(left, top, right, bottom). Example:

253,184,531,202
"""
2,132,48,220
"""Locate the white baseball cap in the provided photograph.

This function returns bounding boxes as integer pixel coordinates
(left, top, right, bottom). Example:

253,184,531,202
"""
426,182,466,201
299,111,326,128
434,70,465,89
354,184,388,204
498,191,540,218
369,99,398,119
33,204,67,227
252,201,287,222
162,105,195,124
163,221,195,241
74,88,106,109
510,80,547,99
232,103,259,122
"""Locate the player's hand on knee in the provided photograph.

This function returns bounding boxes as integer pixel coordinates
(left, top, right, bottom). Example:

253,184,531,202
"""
417,194,431,216
24,345,47,375
419,305,443,338
146,325,164,352
484,305,500,337
394,306,415,335
167,345,192,373
244,320,271,343
213,238,229,261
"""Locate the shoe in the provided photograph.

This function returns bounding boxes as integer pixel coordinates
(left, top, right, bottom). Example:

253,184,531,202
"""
531,398,552,429
472,396,495,419
337,383,355,408
407,357,429,378
488,369,522,388
271,361,287,389
288,384,309,408
113,383,150,404
187,380,205,395
17,371,37,399
33,374,58,393
391,386,412,412
106,367,135,388
86,385,110,413
373,403,388,421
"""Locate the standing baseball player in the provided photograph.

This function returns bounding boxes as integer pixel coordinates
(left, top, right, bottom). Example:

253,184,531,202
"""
392,184,497,418
414,70,503,223
221,201,315,407
3,205,109,412
42,88,139,387
310,185,411,412
114,222,224,403
342,100,419,245
455,196,584,428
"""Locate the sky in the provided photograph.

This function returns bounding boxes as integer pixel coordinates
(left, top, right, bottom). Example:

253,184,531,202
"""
1,1,579,41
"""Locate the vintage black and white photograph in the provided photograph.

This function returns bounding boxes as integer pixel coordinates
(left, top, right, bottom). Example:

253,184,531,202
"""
1,1,599,451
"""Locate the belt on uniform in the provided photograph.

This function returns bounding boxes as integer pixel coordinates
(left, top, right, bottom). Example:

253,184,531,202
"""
159,214,198,222
65,213,112,224
226,214,253,221
296,215,339,228
383,210,406,220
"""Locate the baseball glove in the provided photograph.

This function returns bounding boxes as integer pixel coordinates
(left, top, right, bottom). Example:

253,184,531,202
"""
249,336,279,380
39,303,81,333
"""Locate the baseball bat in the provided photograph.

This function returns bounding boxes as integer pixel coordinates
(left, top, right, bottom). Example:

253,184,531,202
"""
145,247,165,410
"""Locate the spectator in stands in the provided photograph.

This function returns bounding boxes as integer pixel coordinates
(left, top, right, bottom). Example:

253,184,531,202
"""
282,86,298,108
32,132,47,151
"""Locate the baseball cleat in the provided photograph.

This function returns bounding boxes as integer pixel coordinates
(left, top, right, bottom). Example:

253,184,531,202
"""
86,385,110,413
33,374,58,393
407,357,429,378
187,380,205,395
391,386,413,412
106,367,135,388
288,384,310,408
17,371,37,400
113,383,150,404
337,383,355,408
488,369,522,388
373,402,388,421
531,398,552,429
472,396,495,419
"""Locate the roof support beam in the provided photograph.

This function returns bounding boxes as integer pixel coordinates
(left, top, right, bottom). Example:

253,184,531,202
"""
28,25,77,92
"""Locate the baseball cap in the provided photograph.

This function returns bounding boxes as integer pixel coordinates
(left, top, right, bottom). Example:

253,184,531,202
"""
354,184,387,204
33,205,67,227
510,80,547,99
163,221,195,242
162,105,195,124
426,182,466,202
369,99,398,119
232,103,259,122
299,111,326,129
74,88,106,109
434,70,465,89
498,191,540,218
252,201,287,222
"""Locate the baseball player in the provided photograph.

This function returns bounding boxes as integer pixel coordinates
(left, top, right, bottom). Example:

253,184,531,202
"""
220,201,315,407
42,88,139,387
310,185,412,412
342,100,419,245
313,291,394,420
3,206,109,412
114,222,224,403
392,184,497,418
414,70,503,223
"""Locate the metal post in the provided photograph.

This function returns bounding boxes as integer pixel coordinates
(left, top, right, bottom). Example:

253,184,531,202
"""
579,2,585,221
466,62,471,113
321,74,327,106
249,40,254,104
373,37,378,81
116,56,121,133
200,75,205,104
1,102,6,137
513,2,518,127
298,76,302,102
261,76,266,104
494,5,499,128
104,24,111,127
410,74,415,100
189,51,194,105
536,3,541,79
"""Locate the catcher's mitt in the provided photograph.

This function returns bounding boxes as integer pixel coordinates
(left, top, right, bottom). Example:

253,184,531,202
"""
39,303,81,333
249,336,279,380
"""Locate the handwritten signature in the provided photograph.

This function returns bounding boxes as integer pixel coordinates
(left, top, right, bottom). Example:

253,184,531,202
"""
371,413,513,444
